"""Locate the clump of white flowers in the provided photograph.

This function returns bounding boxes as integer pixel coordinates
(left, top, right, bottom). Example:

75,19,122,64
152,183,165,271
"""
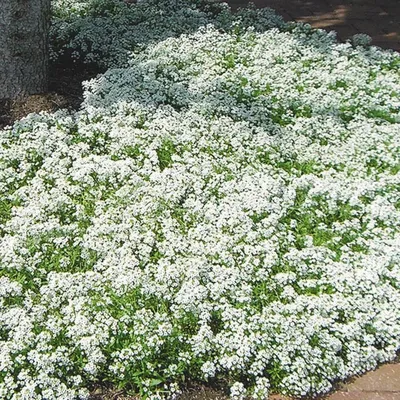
1,4,400,400
50,0,285,68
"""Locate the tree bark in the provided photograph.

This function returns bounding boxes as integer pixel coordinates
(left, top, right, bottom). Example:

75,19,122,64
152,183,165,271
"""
0,0,51,100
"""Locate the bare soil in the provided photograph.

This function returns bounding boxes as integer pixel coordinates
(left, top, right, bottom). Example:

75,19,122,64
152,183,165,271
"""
0,62,101,129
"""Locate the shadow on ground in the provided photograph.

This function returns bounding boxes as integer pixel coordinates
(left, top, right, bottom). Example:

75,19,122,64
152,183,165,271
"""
228,0,400,51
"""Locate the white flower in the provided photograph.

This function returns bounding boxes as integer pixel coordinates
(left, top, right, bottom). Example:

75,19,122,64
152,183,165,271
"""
230,382,246,400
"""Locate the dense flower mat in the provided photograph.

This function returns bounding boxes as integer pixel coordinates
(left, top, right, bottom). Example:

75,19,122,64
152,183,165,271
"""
1,1,400,399
50,0,286,68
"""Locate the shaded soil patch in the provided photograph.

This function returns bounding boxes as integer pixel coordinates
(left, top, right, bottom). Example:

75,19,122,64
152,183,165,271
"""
228,0,400,51
0,62,101,129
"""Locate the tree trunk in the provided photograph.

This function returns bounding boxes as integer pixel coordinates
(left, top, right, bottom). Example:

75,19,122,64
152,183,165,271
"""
0,0,51,100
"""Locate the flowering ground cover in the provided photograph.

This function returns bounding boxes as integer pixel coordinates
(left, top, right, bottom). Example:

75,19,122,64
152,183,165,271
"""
1,0,400,399
50,0,285,68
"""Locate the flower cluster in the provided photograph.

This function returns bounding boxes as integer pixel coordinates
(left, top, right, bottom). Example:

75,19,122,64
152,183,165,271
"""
1,5,400,400
50,0,285,68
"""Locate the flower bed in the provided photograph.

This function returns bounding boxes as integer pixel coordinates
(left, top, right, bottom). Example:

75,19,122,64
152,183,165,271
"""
50,0,285,68
1,1,400,399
